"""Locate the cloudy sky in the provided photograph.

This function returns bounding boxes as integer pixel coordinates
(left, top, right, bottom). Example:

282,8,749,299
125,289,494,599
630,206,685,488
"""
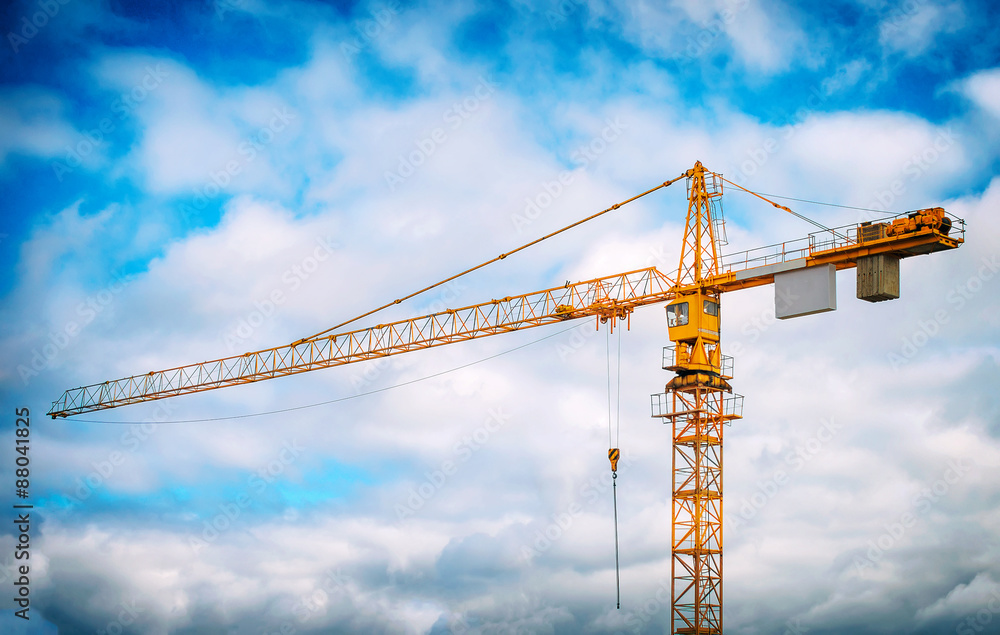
1,0,999,633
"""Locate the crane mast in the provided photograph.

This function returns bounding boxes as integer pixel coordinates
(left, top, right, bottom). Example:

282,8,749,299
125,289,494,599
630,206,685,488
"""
655,162,734,633
48,162,964,634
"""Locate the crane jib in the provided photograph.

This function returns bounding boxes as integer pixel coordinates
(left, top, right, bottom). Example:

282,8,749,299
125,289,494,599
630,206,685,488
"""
49,207,962,420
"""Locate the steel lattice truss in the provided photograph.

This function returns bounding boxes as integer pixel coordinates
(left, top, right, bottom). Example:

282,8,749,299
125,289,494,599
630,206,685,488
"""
676,170,723,286
664,387,733,634
49,267,677,417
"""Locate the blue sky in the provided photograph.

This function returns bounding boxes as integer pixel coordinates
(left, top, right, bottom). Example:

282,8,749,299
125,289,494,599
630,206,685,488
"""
2,0,1000,633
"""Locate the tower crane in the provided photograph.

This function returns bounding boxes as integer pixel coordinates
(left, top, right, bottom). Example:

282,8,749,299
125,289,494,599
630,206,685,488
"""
49,161,964,634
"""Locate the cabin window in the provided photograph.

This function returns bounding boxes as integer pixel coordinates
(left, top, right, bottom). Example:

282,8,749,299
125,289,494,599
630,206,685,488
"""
667,302,689,327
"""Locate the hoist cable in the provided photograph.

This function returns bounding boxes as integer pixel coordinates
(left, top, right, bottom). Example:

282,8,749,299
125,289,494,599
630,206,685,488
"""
299,173,688,344
718,175,849,242
606,322,622,609
613,472,621,610
606,326,613,449
729,188,896,215
616,325,621,448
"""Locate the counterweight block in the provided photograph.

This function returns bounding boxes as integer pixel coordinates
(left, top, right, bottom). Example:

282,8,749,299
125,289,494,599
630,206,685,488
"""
857,253,900,302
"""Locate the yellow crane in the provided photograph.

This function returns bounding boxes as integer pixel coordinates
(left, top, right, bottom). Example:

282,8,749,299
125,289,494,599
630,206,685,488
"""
49,161,963,634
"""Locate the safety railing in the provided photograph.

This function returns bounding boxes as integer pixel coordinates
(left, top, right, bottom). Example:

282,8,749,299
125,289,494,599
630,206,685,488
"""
720,237,811,273
722,394,744,419
720,208,965,276
661,346,734,379
650,392,743,422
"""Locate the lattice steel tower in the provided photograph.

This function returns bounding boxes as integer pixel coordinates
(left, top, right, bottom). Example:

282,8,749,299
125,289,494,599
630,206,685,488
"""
652,162,743,634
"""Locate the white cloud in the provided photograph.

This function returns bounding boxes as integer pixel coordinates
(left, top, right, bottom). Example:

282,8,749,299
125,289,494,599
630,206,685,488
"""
15,201,116,284
366,3,474,89
0,87,83,168
916,572,1000,621
725,110,969,214
878,1,965,57
90,54,297,197
961,67,1000,119
721,0,807,73
611,0,810,74
6,3,1000,632
821,58,873,95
